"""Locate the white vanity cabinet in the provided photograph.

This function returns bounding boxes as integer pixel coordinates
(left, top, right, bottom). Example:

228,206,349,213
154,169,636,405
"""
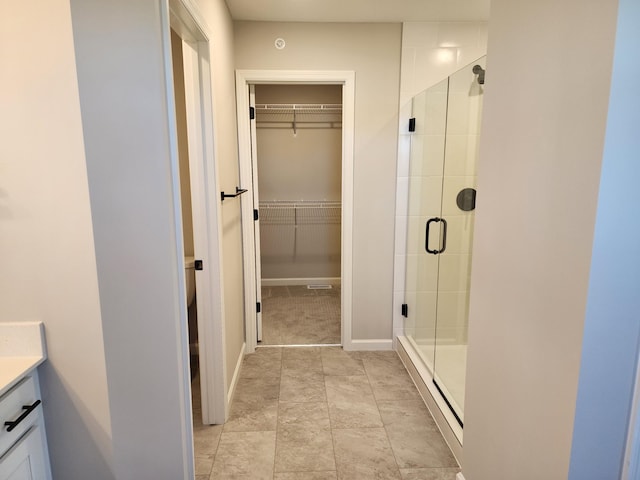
0,424,48,480
0,373,50,480
0,323,51,480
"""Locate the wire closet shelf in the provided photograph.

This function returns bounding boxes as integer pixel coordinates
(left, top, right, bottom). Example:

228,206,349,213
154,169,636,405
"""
255,103,343,130
259,201,342,225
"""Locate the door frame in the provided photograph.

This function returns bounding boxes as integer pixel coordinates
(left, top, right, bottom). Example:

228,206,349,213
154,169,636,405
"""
235,70,356,353
167,0,227,425
247,85,263,342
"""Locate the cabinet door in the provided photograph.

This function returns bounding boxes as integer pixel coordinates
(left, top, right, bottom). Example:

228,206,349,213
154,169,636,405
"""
0,425,48,480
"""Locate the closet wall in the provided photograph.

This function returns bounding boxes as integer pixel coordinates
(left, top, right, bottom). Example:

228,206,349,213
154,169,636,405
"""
256,84,342,282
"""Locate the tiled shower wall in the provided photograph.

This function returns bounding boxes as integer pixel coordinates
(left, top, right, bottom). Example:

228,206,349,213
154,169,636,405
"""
393,22,488,343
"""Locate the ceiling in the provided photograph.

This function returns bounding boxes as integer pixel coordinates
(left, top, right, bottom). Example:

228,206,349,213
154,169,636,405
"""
224,0,490,23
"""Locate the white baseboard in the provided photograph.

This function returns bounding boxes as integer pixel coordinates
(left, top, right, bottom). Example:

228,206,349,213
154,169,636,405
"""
456,473,466,480
345,339,393,351
261,277,341,287
226,342,246,409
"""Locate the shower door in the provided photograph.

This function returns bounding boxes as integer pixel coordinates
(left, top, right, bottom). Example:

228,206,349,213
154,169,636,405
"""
405,58,485,426
404,78,448,378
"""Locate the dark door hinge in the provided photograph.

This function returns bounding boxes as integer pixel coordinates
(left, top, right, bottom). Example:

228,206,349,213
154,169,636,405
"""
194,260,203,271
254,209,259,221
401,303,408,318
408,118,416,132
256,302,261,313
250,106,255,120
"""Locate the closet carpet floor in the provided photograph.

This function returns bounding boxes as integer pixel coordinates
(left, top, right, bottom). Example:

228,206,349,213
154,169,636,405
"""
260,286,341,345
192,347,460,479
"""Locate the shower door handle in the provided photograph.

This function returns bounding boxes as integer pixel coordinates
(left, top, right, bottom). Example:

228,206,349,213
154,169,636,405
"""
425,217,447,255
425,218,440,254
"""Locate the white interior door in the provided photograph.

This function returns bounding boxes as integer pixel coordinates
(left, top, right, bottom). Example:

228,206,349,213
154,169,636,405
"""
180,33,226,425
249,85,263,342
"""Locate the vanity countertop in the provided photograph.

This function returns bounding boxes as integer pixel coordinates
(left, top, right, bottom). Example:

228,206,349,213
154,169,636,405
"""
0,322,46,397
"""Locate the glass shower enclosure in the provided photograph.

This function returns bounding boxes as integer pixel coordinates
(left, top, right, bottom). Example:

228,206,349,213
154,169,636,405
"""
403,57,486,435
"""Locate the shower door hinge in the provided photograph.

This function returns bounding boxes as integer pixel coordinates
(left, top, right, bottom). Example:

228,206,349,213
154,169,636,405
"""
254,209,259,221
401,303,408,318
250,106,255,120
256,302,261,313
408,118,416,132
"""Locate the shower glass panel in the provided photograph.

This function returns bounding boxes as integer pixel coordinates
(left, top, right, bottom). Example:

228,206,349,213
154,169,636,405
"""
405,57,485,427
404,78,448,374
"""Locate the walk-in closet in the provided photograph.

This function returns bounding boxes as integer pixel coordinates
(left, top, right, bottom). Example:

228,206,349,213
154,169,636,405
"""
254,84,343,346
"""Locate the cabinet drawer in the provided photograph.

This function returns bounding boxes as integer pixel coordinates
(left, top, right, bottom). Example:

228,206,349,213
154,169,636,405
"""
0,377,40,457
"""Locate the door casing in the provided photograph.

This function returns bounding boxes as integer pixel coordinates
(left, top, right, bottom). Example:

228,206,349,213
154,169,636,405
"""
235,70,356,353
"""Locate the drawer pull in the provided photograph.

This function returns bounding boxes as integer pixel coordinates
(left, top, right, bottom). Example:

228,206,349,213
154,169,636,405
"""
4,400,41,432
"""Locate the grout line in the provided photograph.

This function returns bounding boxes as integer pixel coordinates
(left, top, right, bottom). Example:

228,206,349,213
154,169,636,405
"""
326,373,340,477
365,355,405,476
273,357,283,478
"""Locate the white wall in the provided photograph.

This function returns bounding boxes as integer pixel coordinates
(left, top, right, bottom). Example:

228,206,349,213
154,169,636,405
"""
235,22,402,340
569,0,640,476
2,0,242,477
69,0,193,477
0,1,115,478
393,22,487,341
257,128,342,201
462,1,619,478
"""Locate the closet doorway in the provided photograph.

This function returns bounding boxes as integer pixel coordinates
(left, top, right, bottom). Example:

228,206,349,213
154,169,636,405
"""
254,84,342,346
236,71,355,353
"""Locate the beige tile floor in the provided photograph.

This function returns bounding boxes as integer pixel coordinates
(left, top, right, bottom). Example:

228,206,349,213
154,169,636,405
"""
192,347,459,479
260,286,341,345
